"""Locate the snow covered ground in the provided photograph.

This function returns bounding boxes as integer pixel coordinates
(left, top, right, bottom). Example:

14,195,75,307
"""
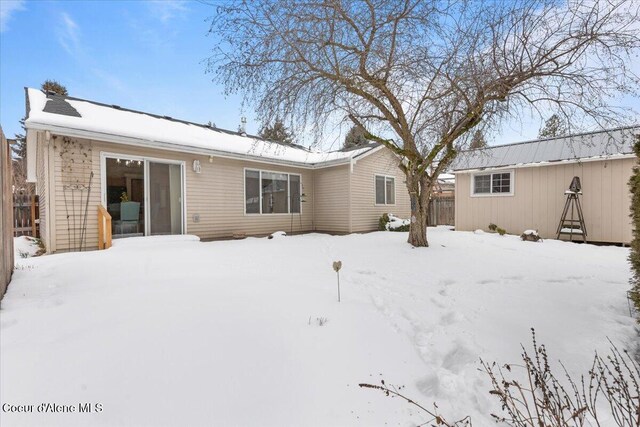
0,227,635,426
13,236,43,260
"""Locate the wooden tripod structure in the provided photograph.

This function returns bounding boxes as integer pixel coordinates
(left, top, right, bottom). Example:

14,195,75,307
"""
556,190,587,242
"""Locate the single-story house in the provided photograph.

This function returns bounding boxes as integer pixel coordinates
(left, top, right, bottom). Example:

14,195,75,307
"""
23,88,410,253
451,126,639,244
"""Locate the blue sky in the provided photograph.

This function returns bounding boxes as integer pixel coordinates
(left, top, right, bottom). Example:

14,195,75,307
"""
1,0,253,140
1,0,638,148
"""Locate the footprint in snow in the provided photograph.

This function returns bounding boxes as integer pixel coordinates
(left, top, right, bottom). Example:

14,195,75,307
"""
439,279,456,286
440,311,464,326
429,296,447,309
356,270,376,276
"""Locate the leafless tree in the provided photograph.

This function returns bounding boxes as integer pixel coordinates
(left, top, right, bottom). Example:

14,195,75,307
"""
207,0,640,247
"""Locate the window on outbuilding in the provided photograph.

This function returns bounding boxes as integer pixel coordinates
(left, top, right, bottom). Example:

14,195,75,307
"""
375,175,395,204
472,171,513,195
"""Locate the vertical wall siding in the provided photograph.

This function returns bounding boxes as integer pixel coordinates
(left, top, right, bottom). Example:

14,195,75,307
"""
454,158,634,243
350,149,411,232
50,136,315,252
313,165,350,233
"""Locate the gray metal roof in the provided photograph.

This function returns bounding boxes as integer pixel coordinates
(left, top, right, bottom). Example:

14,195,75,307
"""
451,126,638,171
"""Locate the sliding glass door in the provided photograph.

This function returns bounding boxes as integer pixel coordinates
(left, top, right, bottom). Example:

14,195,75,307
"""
147,161,183,235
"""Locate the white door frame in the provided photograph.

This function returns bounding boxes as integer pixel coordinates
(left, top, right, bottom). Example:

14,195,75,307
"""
100,152,186,236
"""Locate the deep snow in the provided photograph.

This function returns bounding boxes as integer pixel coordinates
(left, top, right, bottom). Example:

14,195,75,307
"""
12,236,42,261
0,227,635,426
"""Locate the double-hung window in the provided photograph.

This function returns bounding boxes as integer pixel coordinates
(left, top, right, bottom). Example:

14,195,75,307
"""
245,169,302,214
472,171,513,195
375,175,395,205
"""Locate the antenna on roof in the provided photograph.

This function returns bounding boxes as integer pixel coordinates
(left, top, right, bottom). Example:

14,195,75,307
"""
239,117,247,136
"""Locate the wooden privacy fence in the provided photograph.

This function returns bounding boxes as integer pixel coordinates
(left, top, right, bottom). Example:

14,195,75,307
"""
1,128,13,299
428,196,455,226
13,193,39,238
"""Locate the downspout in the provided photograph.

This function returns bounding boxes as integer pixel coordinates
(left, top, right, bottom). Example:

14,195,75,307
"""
311,169,316,231
348,158,354,234
43,131,55,253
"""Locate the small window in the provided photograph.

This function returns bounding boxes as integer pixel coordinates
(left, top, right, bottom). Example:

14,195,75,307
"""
492,173,511,193
473,171,513,195
262,172,288,214
290,175,301,213
245,170,260,213
386,177,395,204
375,175,395,205
474,174,491,194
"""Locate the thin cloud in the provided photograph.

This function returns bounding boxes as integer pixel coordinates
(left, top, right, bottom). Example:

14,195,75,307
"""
147,0,189,24
57,12,81,56
0,0,26,32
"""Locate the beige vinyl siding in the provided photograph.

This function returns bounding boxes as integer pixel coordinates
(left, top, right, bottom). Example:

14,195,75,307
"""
313,165,350,233
350,148,411,232
51,136,101,252
49,136,315,252
455,157,634,243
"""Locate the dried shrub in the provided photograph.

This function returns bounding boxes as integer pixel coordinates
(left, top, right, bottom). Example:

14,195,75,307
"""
361,330,639,426
359,380,472,427
481,329,640,427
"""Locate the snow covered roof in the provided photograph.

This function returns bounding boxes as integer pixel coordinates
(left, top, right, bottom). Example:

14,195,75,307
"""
451,126,638,172
24,88,381,168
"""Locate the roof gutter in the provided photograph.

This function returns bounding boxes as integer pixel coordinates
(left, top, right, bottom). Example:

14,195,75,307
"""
24,121,357,170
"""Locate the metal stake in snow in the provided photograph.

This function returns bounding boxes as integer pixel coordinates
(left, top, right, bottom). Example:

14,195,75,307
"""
333,261,342,302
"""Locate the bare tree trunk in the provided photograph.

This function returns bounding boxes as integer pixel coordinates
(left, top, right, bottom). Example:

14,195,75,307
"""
406,173,432,247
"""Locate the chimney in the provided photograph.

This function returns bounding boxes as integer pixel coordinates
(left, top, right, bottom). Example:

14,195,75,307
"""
238,117,247,135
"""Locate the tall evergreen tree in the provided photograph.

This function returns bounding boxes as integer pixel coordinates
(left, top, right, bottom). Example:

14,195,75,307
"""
41,79,68,96
343,124,368,149
259,119,294,144
469,129,487,149
628,133,640,321
538,114,568,138
11,118,26,159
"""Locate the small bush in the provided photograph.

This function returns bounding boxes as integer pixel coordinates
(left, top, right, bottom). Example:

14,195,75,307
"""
496,227,506,236
378,213,390,231
378,213,410,232
392,224,410,232
488,223,498,231
520,230,542,242
308,317,329,326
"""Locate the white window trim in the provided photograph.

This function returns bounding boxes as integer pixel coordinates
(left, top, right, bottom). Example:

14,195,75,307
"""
374,174,397,206
244,167,303,215
470,170,515,197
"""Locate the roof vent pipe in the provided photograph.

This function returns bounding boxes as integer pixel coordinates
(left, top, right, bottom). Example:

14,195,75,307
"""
239,117,247,136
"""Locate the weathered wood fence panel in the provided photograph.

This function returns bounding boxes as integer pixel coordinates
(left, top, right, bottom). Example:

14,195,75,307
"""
1,128,13,300
428,196,455,226
13,193,39,237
